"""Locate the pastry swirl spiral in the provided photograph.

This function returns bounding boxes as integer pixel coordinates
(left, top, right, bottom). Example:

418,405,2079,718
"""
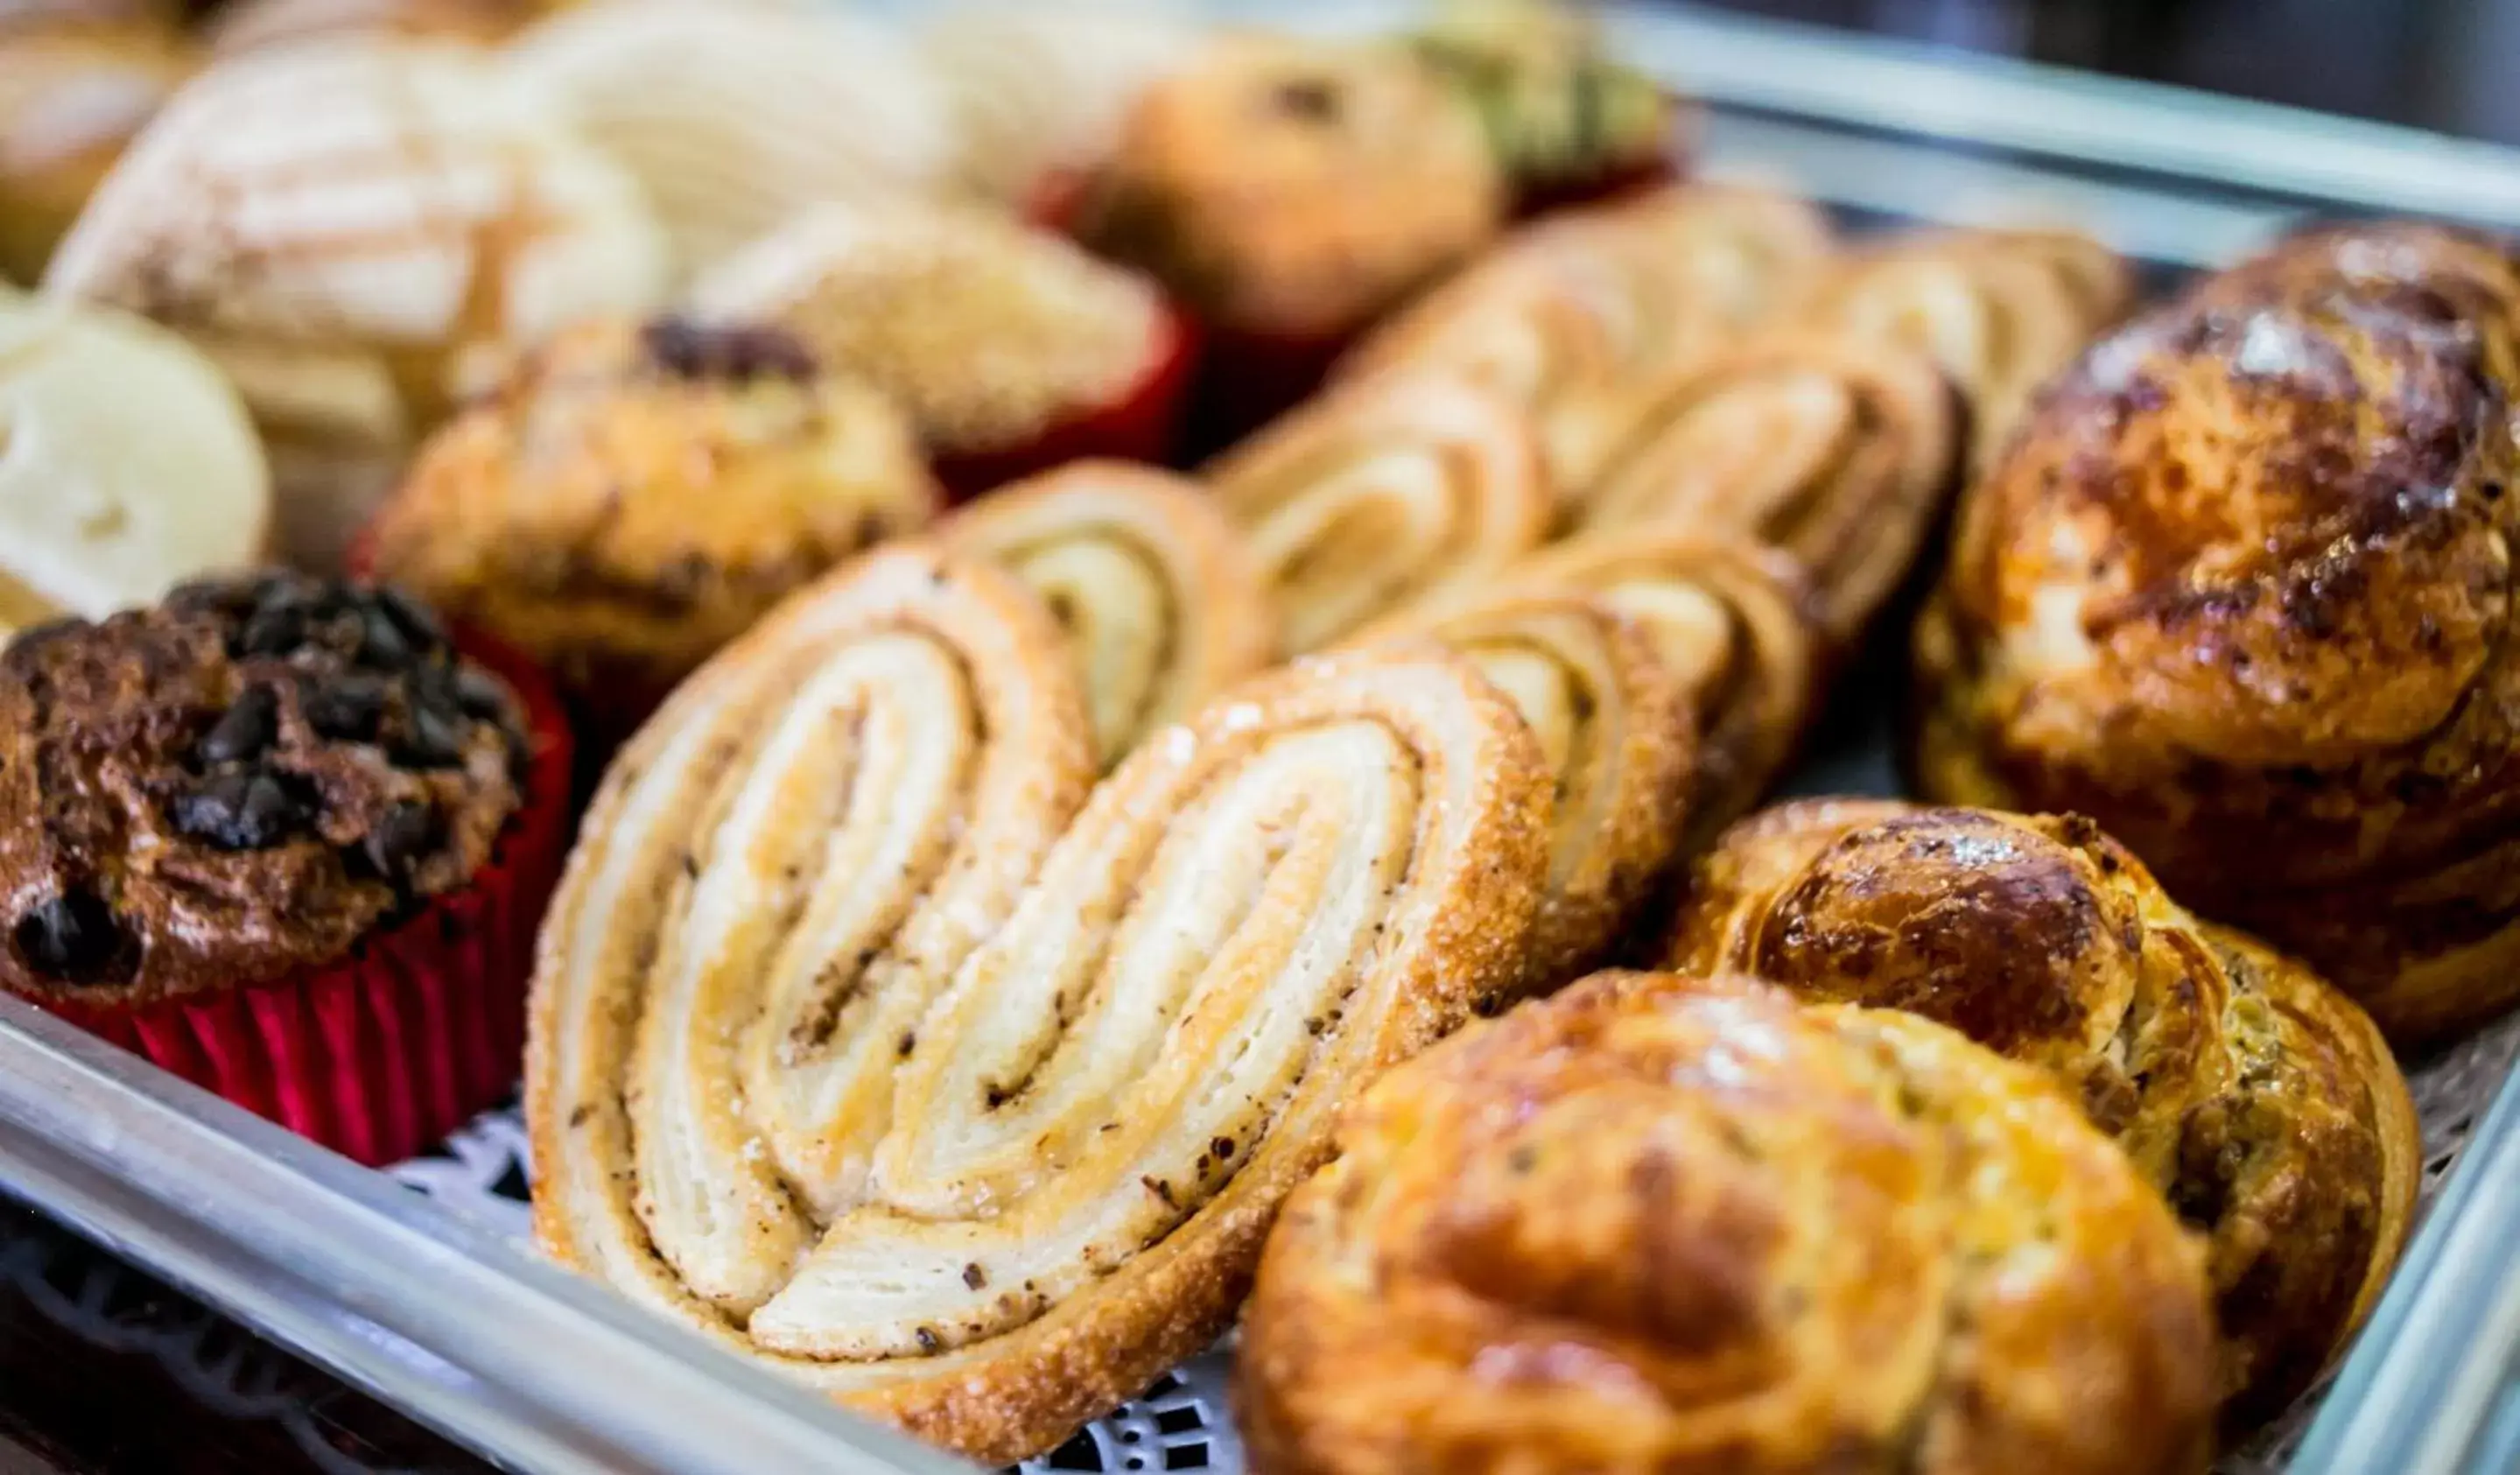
1239,970,2221,1475
943,460,1274,769
1913,246,2520,1041
1205,373,1553,653
1661,799,2418,1424
529,546,1554,1462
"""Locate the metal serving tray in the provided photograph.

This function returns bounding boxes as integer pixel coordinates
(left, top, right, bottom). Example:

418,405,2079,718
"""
10,4,2520,1471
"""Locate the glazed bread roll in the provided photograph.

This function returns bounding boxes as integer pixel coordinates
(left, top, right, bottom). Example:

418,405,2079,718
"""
1353,591,1695,985
1787,227,2132,467
1204,374,1553,654
43,38,667,572
530,545,1554,1464
0,293,269,627
1239,970,2221,1475
2200,220,2520,380
940,460,1274,769
509,2,961,275
1663,799,2419,1425
1483,532,1820,840
1560,331,1960,643
1913,244,2520,1042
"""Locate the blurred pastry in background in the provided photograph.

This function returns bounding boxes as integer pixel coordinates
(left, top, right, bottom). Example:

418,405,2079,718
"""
509,1,960,277
1077,32,1505,444
920,0,1197,209
44,39,668,573
0,1,178,27
1410,0,1688,216
0,292,269,633
691,200,1191,502
366,314,936,745
204,0,543,53
0,18,186,283
1788,227,2133,467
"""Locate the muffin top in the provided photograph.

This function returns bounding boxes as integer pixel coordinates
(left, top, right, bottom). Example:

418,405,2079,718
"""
0,570,526,1005
369,313,937,699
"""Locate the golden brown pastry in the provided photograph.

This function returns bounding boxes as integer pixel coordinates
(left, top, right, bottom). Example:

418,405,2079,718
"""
1488,530,1822,842
366,316,936,735
1077,32,1506,341
2201,220,2520,380
1239,969,2222,1475
1661,799,2418,1426
919,0,1197,207
1341,184,1835,498
530,551,1554,1464
44,38,668,572
939,460,1273,768
1353,591,1694,986
1913,267,2520,1043
1560,331,1960,643
0,21,186,284
1787,227,2132,467
1407,0,1683,211
204,0,544,53
1204,373,1553,654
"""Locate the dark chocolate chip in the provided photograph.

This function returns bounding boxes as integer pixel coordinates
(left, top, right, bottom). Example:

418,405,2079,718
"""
362,801,441,888
196,685,279,767
358,606,413,670
236,605,306,658
11,888,132,987
372,585,447,654
1272,79,1342,122
641,315,818,382
172,769,308,850
395,702,467,769
305,673,389,742
453,665,513,721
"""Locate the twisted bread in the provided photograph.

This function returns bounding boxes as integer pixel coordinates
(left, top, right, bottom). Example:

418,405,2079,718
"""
1662,799,2418,1425
1239,970,2221,1475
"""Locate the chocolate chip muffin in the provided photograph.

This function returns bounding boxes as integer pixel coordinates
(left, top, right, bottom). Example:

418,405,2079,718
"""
0,569,525,1005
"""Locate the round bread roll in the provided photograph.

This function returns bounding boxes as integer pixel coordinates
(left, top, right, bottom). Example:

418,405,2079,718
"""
0,19,187,284
0,291,269,631
1239,970,2222,1475
43,38,667,572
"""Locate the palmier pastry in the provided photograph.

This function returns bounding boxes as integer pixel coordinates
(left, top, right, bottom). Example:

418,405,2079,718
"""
1661,799,2418,1424
940,460,1273,768
1204,374,1552,654
364,316,937,744
1913,274,2520,1041
1353,591,1694,986
1561,331,1960,643
530,548,1554,1464
1788,228,2132,467
1239,970,2220,1475
1492,531,1821,841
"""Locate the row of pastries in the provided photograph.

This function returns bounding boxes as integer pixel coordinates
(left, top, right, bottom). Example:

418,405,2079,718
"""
0,0,2502,1471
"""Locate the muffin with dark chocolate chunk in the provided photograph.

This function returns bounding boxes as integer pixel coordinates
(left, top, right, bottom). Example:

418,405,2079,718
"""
0,569,572,1162
363,313,937,748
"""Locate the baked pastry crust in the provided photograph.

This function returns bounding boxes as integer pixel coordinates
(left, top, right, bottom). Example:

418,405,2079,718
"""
1913,263,2520,1041
1205,373,1553,654
1663,799,2419,1425
1239,970,2221,1475
368,315,936,720
1560,330,1961,643
941,460,1274,769
529,547,1553,1464
0,20,186,284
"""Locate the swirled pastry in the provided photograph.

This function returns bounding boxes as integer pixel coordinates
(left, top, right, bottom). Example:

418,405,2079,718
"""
1788,228,2132,467
1561,332,1960,643
1353,592,1694,985
1492,531,1821,841
1205,374,1553,654
940,460,1273,768
1661,799,2418,1424
1913,272,2520,1041
530,558,1555,1463
1239,970,2221,1475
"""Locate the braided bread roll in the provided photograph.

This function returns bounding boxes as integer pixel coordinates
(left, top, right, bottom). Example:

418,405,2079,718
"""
1913,255,2520,1042
1558,332,1960,643
1352,591,1694,985
1239,970,2221,1475
1205,373,1553,654
529,546,1555,1463
1662,799,2418,1426
1787,228,2132,467
1489,531,1821,842
942,460,1273,768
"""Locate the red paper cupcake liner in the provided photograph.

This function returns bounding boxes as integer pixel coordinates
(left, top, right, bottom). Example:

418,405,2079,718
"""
33,627,575,1167
933,300,1200,503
